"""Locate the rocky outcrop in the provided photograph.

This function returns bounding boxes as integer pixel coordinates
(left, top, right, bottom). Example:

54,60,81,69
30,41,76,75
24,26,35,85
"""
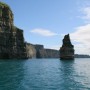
59,34,74,60
0,2,27,59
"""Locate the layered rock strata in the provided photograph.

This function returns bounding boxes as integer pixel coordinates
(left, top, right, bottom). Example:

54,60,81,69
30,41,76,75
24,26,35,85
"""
26,43,36,58
28,44,59,58
25,43,60,58
25,43,90,59
0,2,27,59
59,34,74,60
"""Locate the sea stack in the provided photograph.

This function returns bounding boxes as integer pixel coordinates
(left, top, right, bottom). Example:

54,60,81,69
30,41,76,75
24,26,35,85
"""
59,34,74,60
0,2,27,59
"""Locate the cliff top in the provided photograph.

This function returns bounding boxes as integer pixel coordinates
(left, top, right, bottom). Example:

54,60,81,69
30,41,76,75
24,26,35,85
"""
0,2,11,9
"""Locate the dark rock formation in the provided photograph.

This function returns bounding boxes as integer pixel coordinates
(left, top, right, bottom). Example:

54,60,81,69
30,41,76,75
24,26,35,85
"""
0,2,27,59
59,34,74,60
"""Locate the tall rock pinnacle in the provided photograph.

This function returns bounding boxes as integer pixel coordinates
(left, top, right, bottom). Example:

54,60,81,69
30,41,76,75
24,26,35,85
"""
59,34,74,60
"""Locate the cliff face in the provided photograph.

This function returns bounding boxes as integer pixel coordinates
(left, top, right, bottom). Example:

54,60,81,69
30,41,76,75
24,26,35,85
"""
1,2,88,59
25,43,60,58
26,44,59,58
45,49,59,58
0,2,59,59
36,48,59,58
34,45,45,58
26,43,36,58
0,3,13,31
0,2,27,59
25,43,90,59
60,34,74,60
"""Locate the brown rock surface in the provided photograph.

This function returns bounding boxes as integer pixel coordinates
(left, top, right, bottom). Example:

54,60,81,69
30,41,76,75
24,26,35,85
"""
60,34,74,60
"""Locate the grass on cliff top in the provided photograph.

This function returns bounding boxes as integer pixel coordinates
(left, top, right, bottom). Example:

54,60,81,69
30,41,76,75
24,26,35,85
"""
0,2,11,9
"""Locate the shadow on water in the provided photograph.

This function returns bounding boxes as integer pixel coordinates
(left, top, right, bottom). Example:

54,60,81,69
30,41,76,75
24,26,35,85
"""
0,59,27,90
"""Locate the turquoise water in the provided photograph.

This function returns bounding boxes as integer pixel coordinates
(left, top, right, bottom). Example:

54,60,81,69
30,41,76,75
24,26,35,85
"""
0,58,90,90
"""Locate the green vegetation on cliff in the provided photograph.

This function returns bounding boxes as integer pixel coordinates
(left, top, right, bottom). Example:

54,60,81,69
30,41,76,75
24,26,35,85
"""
0,2,12,14
0,2,10,8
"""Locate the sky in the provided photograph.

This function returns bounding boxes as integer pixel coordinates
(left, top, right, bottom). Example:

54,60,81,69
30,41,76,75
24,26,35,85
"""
1,0,90,55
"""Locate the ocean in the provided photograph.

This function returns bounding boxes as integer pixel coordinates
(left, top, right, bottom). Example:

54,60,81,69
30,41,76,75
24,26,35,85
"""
0,58,90,90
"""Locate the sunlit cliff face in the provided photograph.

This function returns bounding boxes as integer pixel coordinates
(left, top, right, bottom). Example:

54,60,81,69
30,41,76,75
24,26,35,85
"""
0,2,13,31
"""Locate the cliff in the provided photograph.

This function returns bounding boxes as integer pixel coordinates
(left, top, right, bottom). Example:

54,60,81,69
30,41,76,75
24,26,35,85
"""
75,54,90,58
59,34,74,60
35,44,59,58
25,43,59,58
0,2,59,59
26,43,36,58
0,2,27,59
1,2,89,59
25,43,90,59
45,49,59,58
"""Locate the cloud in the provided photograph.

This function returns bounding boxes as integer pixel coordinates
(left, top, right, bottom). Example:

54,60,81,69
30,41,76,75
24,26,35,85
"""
46,45,61,50
70,24,90,54
30,28,58,37
82,7,90,20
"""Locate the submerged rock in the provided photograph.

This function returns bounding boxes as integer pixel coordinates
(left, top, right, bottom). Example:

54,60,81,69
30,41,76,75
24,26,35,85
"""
59,34,74,60
0,2,27,59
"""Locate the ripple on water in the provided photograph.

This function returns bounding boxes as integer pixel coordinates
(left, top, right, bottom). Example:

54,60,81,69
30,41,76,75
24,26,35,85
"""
0,58,90,90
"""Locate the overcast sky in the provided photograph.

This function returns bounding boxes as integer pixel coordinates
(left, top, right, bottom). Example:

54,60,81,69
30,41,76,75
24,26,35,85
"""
2,0,90,55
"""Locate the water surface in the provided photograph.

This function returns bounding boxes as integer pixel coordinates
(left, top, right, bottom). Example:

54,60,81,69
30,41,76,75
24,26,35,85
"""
0,58,90,90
